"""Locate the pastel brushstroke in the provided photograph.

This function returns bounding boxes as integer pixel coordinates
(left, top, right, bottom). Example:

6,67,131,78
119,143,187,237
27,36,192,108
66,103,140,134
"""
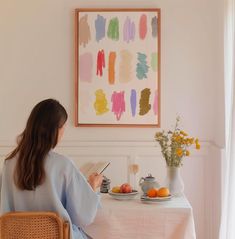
139,14,147,40
120,50,132,83
79,53,93,82
151,16,158,38
153,90,158,115
107,17,119,41
136,52,149,80
95,15,106,42
130,89,137,117
108,52,116,85
96,50,105,77
123,17,135,43
94,89,109,115
151,52,158,72
139,88,151,115
111,91,125,121
79,15,91,47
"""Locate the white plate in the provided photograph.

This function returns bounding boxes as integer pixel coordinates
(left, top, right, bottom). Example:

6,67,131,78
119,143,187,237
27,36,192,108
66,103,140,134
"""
141,195,172,202
108,190,139,200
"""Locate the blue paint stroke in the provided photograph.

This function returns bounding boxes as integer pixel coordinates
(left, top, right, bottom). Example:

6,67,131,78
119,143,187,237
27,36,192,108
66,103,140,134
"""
136,52,149,80
123,17,135,43
130,89,137,117
95,15,106,42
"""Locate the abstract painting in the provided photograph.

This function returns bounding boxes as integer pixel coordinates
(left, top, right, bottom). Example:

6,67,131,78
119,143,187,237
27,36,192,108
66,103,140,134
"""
75,8,161,127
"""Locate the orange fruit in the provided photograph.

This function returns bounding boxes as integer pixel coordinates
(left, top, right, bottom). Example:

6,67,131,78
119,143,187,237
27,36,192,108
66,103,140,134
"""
112,186,121,193
158,187,170,197
147,188,158,197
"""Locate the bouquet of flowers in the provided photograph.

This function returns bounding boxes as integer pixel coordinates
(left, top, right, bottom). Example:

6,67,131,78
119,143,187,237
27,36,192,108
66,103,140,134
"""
155,117,200,167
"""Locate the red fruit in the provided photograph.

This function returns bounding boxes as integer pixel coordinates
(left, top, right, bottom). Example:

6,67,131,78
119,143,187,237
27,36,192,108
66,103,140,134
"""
120,183,132,193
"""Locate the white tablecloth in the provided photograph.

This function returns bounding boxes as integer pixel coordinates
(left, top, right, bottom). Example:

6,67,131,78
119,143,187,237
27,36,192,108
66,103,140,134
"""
84,194,196,239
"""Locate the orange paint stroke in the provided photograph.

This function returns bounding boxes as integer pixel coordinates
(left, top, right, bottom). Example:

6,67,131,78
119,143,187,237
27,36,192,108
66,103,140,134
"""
108,52,116,85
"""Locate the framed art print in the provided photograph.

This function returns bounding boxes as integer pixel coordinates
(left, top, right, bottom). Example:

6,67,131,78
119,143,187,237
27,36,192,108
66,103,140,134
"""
75,8,161,127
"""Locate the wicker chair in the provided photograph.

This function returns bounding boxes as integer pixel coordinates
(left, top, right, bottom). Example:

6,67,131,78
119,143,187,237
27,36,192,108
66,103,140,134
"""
0,211,70,239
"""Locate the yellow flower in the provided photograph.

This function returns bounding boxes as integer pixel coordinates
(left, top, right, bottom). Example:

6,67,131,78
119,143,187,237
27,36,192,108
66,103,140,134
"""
154,117,200,167
189,138,194,144
155,132,163,137
176,148,183,157
180,130,188,136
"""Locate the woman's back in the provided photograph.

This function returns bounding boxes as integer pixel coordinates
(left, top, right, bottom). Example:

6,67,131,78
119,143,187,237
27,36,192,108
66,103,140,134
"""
0,99,103,239
0,151,100,239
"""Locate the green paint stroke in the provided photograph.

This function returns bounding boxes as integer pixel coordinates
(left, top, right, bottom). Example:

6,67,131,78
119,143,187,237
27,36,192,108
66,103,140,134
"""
107,17,119,40
151,52,158,72
139,88,151,115
136,52,149,80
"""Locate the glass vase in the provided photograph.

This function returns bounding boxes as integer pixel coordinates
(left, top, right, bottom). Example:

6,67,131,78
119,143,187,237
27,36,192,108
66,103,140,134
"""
164,166,184,197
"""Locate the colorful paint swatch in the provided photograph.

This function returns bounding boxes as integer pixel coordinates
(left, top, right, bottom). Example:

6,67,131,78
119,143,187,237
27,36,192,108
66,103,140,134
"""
79,14,91,47
120,50,133,83
79,53,93,82
94,89,109,115
139,88,151,115
95,15,106,42
130,89,137,117
139,14,147,40
108,52,116,85
123,17,135,43
151,16,158,38
107,17,119,40
136,53,149,80
96,50,105,77
111,91,125,120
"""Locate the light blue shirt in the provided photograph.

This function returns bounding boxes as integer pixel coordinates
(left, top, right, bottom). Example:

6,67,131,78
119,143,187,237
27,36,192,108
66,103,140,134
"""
0,151,101,239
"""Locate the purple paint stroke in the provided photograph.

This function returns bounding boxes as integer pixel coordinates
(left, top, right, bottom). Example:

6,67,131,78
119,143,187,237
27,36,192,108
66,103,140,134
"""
111,91,125,121
95,15,106,42
130,89,137,117
79,52,93,82
153,90,158,115
123,17,135,43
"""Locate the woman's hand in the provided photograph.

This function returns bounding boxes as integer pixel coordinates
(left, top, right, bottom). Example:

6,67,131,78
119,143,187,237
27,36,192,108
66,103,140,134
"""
88,173,104,191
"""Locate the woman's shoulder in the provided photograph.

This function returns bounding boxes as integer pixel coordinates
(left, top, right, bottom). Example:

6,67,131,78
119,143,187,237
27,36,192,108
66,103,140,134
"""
46,151,84,182
47,151,78,171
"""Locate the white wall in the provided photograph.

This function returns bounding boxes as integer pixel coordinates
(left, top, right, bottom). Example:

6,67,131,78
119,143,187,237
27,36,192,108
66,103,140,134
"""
0,0,224,238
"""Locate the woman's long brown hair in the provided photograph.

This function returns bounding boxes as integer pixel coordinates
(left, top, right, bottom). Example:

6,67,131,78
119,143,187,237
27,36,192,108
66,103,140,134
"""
5,99,68,190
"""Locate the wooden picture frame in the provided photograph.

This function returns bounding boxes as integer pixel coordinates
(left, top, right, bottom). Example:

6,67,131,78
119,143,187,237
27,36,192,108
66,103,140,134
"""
75,8,161,127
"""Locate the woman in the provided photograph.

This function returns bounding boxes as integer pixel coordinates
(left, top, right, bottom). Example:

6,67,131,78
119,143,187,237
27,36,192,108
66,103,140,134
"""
0,99,103,239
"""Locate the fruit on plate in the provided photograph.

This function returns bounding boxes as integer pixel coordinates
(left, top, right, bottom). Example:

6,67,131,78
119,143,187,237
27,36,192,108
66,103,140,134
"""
147,188,158,197
157,187,170,197
112,186,121,193
120,183,132,193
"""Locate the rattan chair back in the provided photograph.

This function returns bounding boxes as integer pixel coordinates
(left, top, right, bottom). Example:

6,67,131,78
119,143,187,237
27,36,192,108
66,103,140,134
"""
0,211,70,239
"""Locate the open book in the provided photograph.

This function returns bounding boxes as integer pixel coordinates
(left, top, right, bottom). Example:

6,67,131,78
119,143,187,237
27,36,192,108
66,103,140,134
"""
80,161,110,179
